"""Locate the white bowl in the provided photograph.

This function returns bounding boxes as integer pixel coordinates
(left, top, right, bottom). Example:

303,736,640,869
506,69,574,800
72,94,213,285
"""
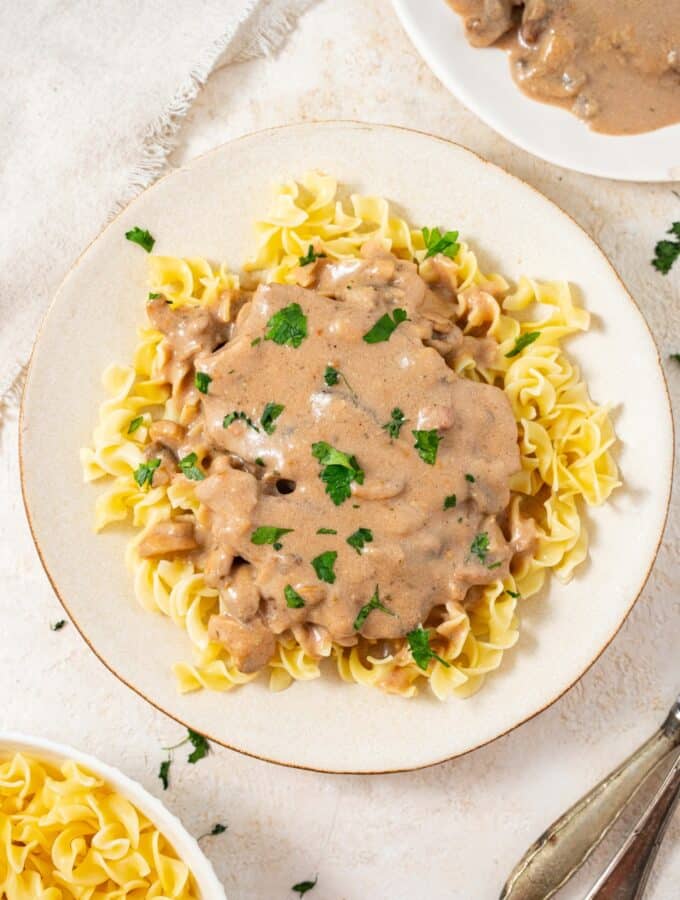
0,732,226,899
392,0,680,181
20,122,674,773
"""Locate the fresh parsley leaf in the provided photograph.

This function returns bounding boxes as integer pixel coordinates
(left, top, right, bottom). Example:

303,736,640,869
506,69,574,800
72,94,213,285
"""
158,758,171,791
443,494,457,510
299,245,326,266
412,429,441,465
422,226,460,260
255,457,265,467
465,473,475,483
311,441,365,505
251,526,294,546
363,308,408,344
265,303,308,348
125,226,155,253
148,292,162,299
251,337,261,346
187,729,210,764
195,371,212,394
261,402,284,435
353,585,395,631
487,560,502,570
311,550,337,584
223,410,259,431
292,876,318,897
346,527,373,555
50,620,66,631
128,415,144,434
324,365,340,386
198,823,228,840
670,353,680,364
316,527,337,535
506,589,521,599
178,452,205,481
406,626,450,671
285,585,305,608
134,458,161,489
505,331,541,358
382,407,406,440
470,532,490,563
652,222,680,274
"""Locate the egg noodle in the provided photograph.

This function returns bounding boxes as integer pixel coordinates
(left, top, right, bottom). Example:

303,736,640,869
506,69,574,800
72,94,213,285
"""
0,752,197,899
81,172,620,699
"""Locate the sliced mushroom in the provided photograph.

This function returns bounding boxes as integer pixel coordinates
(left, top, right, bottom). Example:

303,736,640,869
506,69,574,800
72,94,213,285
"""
138,520,199,558
148,420,187,453
208,614,276,673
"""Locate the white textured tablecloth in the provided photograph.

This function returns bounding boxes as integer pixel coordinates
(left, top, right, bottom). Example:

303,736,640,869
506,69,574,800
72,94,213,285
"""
1,1,679,898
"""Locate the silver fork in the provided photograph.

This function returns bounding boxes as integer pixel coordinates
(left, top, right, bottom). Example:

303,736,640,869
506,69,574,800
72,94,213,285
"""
501,696,680,900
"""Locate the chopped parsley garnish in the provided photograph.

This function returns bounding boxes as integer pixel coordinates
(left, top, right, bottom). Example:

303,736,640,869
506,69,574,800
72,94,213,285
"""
265,302,308,348
670,353,680,364
406,626,451,671
324,365,340,385
652,222,680,274
363,308,408,343
299,245,326,266
311,441,365,505
133,458,160,489
383,407,406,440
194,371,212,394
465,473,475,483
470,532,490,563
506,589,521,599
178,452,205,481
284,585,305,608
443,494,457,510
158,758,171,791
251,337,261,346
260,402,284,435
50,620,66,631
198,823,228,840
223,410,259,431
412,429,441,465
187,729,210,763
316,527,337,535
487,561,502,570
422,226,460,260
148,292,162,300
311,550,337,584
125,226,155,252
292,877,318,897
128,415,145,434
251,526,293,546
346,527,373,555
255,457,265,467
353,585,395,631
505,331,541,358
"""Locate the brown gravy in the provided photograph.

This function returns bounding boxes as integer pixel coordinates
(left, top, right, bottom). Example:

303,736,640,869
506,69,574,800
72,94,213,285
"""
448,1,680,135
142,246,526,673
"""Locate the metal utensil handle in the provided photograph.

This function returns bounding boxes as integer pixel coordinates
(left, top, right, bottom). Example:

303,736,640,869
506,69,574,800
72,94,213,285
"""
586,757,680,900
500,700,680,900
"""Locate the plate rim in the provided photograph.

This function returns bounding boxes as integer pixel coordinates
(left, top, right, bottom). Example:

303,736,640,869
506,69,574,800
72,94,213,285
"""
19,120,676,774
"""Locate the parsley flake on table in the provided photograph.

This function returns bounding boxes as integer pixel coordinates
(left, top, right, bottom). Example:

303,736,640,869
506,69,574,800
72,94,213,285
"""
158,758,171,791
284,585,305,609
412,429,441,465
178,452,205,481
670,353,680,364
470,531,490,563
198,823,228,840
292,876,318,897
505,331,541,358
133,458,160,489
194,371,212,394
260,401,284,435
187,729,210,763
382,407,406,440
299,245,326,266
251,526,294,546
311,550,337,584
353,585,395,631
50,620,66,631
652,222,680,274
421,226,460,260
265,302,308,347
311,441,365,505
443,494,457,510
125,226,155,252
363,308,408,343
128,415,145,434
406,626,450,671
223,410,259,431
316,527,337,535
346,527,373,555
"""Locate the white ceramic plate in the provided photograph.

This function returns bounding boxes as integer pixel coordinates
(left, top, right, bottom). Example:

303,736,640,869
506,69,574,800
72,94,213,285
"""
392,0,680,182
21,122,673,773
0,732,226,899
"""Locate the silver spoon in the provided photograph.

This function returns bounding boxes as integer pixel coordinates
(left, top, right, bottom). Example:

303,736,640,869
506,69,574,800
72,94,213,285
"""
501,696,680,899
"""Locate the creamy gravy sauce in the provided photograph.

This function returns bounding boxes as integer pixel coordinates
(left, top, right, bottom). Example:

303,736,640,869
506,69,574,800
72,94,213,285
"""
449,1,680,135
144,246,523,673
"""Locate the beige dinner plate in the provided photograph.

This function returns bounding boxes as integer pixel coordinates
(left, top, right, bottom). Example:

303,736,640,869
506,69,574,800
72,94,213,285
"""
20,122,673,773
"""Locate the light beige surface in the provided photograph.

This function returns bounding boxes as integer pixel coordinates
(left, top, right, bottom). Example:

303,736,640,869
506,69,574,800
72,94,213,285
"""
1,1,679,898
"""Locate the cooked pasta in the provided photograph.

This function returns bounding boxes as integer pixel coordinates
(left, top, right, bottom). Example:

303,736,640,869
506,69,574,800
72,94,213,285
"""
81,172,619,699
0,752,198,900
